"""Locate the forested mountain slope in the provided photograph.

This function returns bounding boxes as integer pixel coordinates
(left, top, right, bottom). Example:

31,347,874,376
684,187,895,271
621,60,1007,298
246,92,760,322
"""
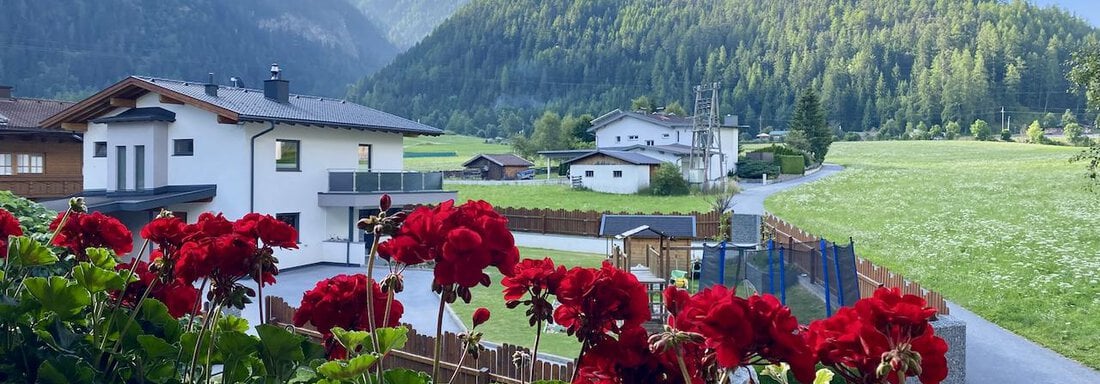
349,0,470,50
0,0,398,99
354,0,1100,137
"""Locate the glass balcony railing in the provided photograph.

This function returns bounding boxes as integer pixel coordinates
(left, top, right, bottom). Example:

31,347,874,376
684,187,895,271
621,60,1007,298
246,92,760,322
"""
327,169,445,193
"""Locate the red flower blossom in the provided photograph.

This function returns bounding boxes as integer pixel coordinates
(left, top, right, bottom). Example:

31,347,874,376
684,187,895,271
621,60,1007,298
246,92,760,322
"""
293,274,404,359
49,211,133,260
0,209,23,259
502,257,567,302
472,307,491,328
377,200,519,302
379,194,392,211
141,216,186,250
574,326,698,384
553,261,650,345
114,259,199,318
806,287,948,384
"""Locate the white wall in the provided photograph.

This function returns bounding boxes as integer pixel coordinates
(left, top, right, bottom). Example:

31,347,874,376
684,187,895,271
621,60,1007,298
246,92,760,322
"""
594,118,682,148
569,164,650,194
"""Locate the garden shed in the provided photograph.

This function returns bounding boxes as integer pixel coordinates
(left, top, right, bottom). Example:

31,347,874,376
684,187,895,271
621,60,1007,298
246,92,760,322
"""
601,214,696,279
461,153,534,180
562,150,661,194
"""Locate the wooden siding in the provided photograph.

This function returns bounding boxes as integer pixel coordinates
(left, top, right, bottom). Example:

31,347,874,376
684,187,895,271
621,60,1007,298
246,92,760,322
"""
0,136,83,199
496,207,720,239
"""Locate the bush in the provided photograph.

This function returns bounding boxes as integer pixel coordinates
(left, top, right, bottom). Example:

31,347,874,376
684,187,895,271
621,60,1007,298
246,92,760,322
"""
1000,128,1013,142
0,191,56,243
750,144,812,166
777,155,805,175
843,132,862,141
735,158,780,179
649,162,689,196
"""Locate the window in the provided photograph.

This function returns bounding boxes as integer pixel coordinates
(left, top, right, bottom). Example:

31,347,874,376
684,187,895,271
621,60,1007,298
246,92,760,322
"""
0,154,10,175
173,139,194,156
615,136,621,143
275,139,300,171
275,212,300,242
172,211,188,223
613,170,623,178
358,144,372,169
134,145,145,190
16,154,44,174
584,170,594,177
662,133,670,138
645,140,654,146
628,135,639,141
116,146,126,190
93,142,108,157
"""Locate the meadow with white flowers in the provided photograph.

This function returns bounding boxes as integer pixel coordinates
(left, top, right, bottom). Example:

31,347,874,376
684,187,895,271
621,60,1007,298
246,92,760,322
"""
766,140,1100,369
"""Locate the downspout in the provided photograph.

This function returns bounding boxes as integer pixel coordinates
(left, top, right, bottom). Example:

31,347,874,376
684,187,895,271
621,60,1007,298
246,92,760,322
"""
250,121,276,213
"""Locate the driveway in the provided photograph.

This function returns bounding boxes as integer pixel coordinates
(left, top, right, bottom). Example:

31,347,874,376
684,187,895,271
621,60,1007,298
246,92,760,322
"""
729,164,845,215
238,264,466,335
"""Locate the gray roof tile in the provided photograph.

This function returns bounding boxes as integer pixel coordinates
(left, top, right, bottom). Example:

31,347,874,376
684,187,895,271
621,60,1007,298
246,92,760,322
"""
600,214,697,238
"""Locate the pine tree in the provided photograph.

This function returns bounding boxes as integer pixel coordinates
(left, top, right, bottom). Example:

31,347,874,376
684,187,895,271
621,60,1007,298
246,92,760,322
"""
788,89,832,163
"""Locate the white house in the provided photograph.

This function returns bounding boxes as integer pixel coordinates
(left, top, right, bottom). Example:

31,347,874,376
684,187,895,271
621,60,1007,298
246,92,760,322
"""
562,150,661,194
41,67,455,269
587,109,740,182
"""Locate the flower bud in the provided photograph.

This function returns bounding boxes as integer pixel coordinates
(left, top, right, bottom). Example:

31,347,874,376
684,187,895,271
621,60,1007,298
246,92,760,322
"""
69,197,87,213
379,194,392,211
472,307,491,328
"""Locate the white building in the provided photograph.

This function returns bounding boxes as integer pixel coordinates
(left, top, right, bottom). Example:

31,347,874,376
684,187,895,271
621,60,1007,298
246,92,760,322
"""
563,150,661,194
42,68,454,268
587,109,740,182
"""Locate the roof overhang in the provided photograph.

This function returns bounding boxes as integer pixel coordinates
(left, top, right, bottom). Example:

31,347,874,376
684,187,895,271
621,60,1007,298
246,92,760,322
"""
40,185,217,213
40,77,240,130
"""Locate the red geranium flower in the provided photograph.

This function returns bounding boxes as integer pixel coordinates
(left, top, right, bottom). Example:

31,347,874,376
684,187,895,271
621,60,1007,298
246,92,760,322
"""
574,326,698,384
49,211,133,260
807,287,948,384
293,274,404,359
141,216,186,250
0,209,23,259
553,261,650,345
502,257,567,302
114,259,199,318
472,307,491,328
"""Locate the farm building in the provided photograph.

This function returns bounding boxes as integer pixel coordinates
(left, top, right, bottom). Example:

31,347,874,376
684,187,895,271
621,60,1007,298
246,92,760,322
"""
600,214,696,280
562,150,661,194
461,153,534,180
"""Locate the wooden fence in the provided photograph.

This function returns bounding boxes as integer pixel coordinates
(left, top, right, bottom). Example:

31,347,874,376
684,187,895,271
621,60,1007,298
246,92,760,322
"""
762,213,950,315
497,207,722,239
266,297,576,384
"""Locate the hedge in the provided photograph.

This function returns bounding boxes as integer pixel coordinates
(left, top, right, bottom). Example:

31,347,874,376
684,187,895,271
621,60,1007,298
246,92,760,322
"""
404,151,458,158
778,155,805,175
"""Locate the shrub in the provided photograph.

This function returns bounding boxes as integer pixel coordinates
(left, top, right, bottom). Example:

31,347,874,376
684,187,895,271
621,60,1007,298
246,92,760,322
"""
778,155,805,175
843,132,861,141
735,158,780,179
971,119,992,141
750,144,812,166
649,162,689,196
0,191,56,243
1001,128,1013,142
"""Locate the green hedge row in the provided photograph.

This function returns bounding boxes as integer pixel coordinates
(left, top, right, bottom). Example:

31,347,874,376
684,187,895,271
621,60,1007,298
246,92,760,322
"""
778,155,805,175
404,151,458,158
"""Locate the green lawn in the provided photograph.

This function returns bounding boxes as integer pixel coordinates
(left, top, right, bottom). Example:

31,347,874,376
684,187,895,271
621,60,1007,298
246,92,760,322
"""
765,140,1100,369
452,183,714,213
448,247,606,358
403,134,514,171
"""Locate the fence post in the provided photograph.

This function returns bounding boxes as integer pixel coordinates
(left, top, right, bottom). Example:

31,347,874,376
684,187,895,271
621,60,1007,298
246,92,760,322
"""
820,239,832,316
833,243,845,307
541,210,547,234
717,241,727,288
779,247,786,305
476,367,491,384
767,241,775,295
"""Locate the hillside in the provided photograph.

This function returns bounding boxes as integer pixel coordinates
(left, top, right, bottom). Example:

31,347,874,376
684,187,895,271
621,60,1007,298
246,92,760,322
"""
354,0,1100,138
349,0,469,50
0,0,398,99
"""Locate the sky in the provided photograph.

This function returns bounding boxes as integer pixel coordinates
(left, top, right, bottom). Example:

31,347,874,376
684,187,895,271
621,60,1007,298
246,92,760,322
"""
1030,0,1100,26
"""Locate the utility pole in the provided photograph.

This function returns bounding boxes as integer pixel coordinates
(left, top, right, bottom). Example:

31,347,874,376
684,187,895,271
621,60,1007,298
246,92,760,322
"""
1001,106,1006,133
689,82,722,191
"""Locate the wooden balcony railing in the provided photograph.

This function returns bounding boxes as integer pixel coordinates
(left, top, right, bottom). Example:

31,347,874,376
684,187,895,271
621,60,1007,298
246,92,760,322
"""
0,177,83,200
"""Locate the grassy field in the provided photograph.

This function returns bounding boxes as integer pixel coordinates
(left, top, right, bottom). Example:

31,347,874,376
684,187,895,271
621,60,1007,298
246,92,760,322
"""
765,141,1100,368
448,247,606,358
452,183,715,213
403,134,513,171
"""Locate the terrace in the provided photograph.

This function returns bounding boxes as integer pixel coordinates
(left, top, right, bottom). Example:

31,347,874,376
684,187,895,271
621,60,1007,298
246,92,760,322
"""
317,169,456,207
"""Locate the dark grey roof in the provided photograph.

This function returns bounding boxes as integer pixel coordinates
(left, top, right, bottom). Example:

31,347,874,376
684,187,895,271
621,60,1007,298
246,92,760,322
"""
40,185,217,213
608,144,694,156
463,153,533,167
91,107,176,123
536,149,595,160
133,76,441,135
562,150,663,166
600,214,697,238
0,97,74,130
588,109,694,132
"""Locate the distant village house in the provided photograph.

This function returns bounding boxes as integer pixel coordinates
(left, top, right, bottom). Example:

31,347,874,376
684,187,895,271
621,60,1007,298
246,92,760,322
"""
0,85,78,200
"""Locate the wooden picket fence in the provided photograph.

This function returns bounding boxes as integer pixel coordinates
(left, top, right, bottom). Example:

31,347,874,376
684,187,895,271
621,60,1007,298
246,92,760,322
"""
265,297,577,384
762,213,950,315
496,207,721,239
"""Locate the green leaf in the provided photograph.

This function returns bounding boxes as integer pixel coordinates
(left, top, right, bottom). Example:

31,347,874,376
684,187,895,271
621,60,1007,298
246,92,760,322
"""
317,353,379,380
85,247,117,269
217,314,251,334
36,357,95,384
23,276,91,319
72,262,125,293
6,236,57,267
257,323,307,380
139,299,181,341
137,334,178,359
383,368,432,384
371,327,408,355
216,332,261,383
330,327,371,355
331,326,409,356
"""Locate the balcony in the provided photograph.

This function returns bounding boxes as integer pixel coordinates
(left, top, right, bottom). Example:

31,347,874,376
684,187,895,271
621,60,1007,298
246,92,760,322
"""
318,169,456,208
0,176,83,200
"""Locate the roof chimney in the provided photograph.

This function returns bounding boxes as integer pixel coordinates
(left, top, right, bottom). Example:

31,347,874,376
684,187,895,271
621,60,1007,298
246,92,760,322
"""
204,73,218,97
263,63,289,103
0,85,11,100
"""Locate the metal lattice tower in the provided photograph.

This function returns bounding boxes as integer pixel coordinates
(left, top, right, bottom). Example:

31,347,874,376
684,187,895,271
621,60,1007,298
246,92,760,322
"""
688,82,723,190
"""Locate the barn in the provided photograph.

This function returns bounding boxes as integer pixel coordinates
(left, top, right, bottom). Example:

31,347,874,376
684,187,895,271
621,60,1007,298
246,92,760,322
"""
461,153,534,180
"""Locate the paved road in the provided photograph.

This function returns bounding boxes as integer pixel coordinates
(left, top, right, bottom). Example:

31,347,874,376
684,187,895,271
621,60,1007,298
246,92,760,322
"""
733,163,1100,383
239,264,466,335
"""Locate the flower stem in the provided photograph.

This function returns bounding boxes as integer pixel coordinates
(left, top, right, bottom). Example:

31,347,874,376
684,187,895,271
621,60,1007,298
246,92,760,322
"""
45,208,71,248
571,343,588,382
257,262,264,325
364,228,383,380
446,345,469,384
529,318,543,384
187,302,220,381
102,275,157,376
431,295,446,382
204,305,223,383
98,238,151,351
185,278,209,333
675,348,692,384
